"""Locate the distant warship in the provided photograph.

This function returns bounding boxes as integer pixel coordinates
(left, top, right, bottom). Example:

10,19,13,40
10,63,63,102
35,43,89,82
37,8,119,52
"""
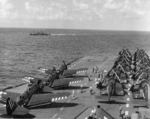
30,32,49,36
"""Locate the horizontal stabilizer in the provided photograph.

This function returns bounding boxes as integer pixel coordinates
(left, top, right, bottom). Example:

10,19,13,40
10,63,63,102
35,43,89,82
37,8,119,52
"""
22,77,34,83
38,68,47,73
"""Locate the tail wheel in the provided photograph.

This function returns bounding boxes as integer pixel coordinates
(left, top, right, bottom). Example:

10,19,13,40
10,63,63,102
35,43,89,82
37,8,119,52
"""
107,81,114,101
143,83,149,101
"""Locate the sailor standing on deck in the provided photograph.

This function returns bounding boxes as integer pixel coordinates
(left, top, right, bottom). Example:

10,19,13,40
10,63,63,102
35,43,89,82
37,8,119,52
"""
45,69,59,87
59,60,68,76
97,71,104,86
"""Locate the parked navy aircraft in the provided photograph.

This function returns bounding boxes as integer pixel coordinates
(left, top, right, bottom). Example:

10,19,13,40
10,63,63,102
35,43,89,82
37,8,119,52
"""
38,59,88,78
24,59,89,90
0,58,87,116
22,72,85,91
0,79,70,115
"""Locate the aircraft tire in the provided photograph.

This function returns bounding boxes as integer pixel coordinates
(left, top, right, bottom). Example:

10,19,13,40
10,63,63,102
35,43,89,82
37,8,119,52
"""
107,80,114,101
143,83,149,101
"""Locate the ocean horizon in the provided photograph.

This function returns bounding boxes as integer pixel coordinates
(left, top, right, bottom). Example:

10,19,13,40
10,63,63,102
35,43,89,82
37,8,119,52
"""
0,28,150,88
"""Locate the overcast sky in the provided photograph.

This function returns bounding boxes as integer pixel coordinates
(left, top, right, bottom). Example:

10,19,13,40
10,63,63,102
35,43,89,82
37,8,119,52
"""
0,0,150,31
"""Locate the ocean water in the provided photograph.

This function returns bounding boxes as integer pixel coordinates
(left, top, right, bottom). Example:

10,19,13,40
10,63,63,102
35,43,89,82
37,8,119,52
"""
0,28,150,87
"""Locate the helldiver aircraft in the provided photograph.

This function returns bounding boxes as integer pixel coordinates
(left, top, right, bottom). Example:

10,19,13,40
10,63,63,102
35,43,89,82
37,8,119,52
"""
27,59,89,90
0,79,70,116
22,69,85,91
38,58,88,78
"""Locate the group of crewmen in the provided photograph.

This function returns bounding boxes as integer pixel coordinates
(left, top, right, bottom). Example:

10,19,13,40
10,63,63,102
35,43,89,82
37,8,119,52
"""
16,61,68,107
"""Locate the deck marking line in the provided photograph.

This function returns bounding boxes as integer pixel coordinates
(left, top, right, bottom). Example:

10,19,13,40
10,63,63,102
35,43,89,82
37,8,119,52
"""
74,106,90,119
60,107,64,111
52,113,58,119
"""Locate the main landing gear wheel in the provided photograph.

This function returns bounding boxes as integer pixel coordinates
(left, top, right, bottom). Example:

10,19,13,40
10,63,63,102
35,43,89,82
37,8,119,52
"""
107,81,114,101
142,83,149,101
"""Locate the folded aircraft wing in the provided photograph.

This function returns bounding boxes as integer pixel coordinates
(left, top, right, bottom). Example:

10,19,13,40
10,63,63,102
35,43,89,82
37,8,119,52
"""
0,86,70,108
26,92,70,108
63,67,88,77
51,77,84,88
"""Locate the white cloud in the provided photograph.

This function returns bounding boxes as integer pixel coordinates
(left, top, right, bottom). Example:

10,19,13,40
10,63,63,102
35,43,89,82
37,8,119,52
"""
0,0,150,30
135,0,141,5
25,1,67,20
0,0,13,18
104,0,120,9
24,0,93,21
73,0,89,10
24,0,148,22
102,0,148,17
119,0,146,17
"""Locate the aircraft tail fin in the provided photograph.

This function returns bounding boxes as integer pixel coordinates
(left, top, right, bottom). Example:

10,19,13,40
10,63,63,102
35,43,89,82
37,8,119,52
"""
6,97,29,115
6,97,17,115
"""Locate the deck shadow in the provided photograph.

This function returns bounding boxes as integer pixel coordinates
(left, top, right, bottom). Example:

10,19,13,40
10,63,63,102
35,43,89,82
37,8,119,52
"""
98,100,126,104
30,102,78,109
55,86,89,90
95,95,124,100
134,105,147,108
0,113,35,119
13,114,35,119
